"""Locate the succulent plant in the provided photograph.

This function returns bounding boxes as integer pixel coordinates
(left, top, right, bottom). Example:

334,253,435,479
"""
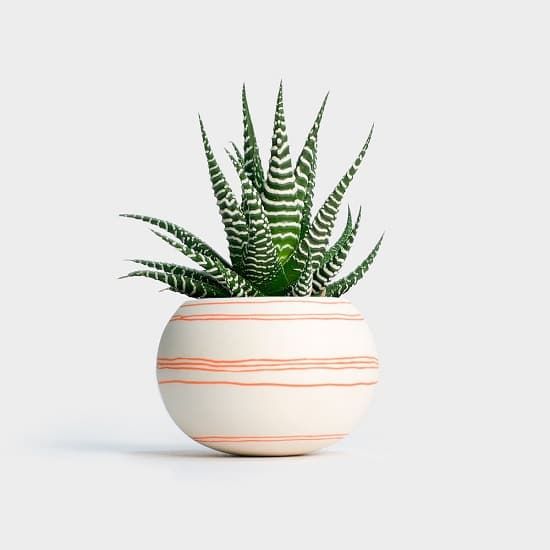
121,83,383,298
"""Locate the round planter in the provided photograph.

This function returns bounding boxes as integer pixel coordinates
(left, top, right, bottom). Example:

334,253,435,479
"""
157,297,379,456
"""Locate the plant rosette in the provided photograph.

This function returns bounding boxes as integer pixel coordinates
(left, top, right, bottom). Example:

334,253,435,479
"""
122,83,384,456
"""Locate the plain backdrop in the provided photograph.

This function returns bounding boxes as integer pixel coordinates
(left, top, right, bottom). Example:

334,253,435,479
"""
1,1,549,548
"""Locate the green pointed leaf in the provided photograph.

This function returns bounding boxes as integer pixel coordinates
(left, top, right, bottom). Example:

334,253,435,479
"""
318,206,354,266
152,230,259,296
295,93,328,239
242,84,264,190
290,243,313,297
127,259,226,290
293,125,374,273
213,258,262,297
240,168,283,285
225,147,244,190
230,142,243,164
199,117,247,268
262,82,300,261
120,214,230,267
312,207,361,294
325,233,384,297
122,269,229,298
226,149,284,287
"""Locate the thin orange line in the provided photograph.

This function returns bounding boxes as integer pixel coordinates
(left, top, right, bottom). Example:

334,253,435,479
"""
197,435,344,443
157,356,378,365
173,313,361,318
157,359,378,367
157,365,378,373
157,359,378,370
181,299,350,308
159,356,378,364
157,355,378,364
194,433,347,440
196,437,343,443
170,314,363,322
157,360,379,368
158,379,378,387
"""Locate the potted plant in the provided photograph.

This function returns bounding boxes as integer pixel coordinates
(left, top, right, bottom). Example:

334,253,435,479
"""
121,83,383,456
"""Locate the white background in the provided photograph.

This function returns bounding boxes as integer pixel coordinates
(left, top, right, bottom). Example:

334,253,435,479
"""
1,1,549,548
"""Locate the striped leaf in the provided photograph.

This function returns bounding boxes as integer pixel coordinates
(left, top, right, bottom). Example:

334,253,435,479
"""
242,84,264,190
127,259,226,290
263,82,300,261
152,230,259,296
120,214,230,267
290,244,313,297
295,93,328,239
199,117,247,268
312,207,361,295
226,148,284,287
318,206,354,266
225,147,244,189
121,269,229,298
293,124,374,273
325,233,384,297
230,142,243,164
240,168,282,285
214,260,262,297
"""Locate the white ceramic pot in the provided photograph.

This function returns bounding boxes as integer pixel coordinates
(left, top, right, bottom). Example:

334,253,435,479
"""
157,297,379,456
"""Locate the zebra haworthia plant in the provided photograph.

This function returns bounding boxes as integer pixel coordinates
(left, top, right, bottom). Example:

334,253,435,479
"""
121,83,383,298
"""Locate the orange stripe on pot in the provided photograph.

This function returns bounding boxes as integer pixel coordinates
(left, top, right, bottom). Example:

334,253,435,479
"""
158,380,378,388
156,365,378,373
192,433,348,442
157,355,378,364
156,358,379,372
195,437,345,443
196,437,344,443
157,358,379,366
169,313,364,322
158,365,378,374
